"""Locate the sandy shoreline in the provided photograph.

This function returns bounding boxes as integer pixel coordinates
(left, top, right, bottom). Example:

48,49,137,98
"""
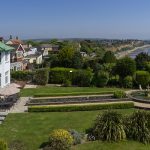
116,44,150,58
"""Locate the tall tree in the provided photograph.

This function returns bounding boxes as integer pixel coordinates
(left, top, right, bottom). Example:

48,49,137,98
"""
135,52,150,70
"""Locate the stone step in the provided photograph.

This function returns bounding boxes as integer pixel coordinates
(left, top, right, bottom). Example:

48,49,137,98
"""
0,112,8,117
0,117,5,121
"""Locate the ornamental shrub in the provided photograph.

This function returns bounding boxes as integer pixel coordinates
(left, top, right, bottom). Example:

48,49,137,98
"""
33,68,49,85
0,140,8,150
48,129,73,150
92,111,126,142
113,90,126,98
73,69,93,87
68,129,84,145
95,71,109,87
123,76,133,88
134,71,150,87
124,111,150,144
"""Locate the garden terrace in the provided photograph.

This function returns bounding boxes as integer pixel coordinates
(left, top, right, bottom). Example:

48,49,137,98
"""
1,108,150,150
28,95,129,106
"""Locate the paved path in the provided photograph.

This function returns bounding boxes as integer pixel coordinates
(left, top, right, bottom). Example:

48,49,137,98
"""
9,97,29,113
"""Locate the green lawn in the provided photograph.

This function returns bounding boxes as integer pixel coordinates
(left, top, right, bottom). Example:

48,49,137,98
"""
73,141,150,150
21,87,125,97
0,109,135,150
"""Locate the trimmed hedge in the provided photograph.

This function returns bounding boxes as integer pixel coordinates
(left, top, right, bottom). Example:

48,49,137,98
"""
11,71,33,81
28,102,134,112
33,68,49,85
49,67,93,87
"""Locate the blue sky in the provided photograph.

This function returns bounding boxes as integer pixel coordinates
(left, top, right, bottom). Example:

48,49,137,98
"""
1,0,150,39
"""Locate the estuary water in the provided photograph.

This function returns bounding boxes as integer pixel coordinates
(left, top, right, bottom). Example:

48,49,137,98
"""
129,46,150,59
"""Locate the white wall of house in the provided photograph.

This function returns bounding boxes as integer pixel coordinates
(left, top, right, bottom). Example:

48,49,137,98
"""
0,52,10,88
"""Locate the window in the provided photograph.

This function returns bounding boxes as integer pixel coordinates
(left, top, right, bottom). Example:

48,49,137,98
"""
17,52,23,58
5,52,9,62
5,71,9,84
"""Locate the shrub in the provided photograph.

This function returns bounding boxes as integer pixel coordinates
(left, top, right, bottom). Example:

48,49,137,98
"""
123,76,133,88
95,71,109,87
28,102,134,112
11,71,33,81
113,91,126,98
0,140,8,150
115,57,136,79
33,68,49,85
124,111,150,144
68,129,84,145
73,69,93,87
48,129,73,150
108,75,119,86
134,71,150,87
92,111,126,142
63,79,72,87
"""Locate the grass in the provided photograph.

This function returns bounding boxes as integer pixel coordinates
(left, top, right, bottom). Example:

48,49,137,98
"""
73,141,150,150
21,87,125,97
0,109,134,150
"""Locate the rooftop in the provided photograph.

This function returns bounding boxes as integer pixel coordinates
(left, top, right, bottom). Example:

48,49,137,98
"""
0,42,14,51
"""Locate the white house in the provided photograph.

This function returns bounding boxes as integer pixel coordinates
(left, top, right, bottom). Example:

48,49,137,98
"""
0,42,14,88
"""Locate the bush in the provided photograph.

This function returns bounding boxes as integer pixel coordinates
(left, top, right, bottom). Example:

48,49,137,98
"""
73,69,93,87
134,71,150,87
0,140,8,150
115,57,136,79
108,75,119,86
28,102,134,112
92,111,126,142
124,111,150,144
94,71,109,87
68,129,84,145
123,76,133,88
11,71,33,81
113,91,126,98
34,68,49,85
63,79,72,87
48,129,73,150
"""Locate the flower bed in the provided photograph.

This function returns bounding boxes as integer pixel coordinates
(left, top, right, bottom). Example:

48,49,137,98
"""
27,95,129,106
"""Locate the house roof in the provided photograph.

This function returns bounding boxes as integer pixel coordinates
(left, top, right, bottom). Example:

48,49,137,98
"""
7,39,24,45
0,42,14,51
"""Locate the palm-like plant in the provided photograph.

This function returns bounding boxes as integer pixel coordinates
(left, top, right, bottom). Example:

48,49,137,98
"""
124,111,150,144
93,111,126,142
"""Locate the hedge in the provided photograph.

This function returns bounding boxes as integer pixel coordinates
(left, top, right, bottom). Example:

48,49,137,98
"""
49,67,93,86
11,71,33,81
33,68,49,85
28,102,134,112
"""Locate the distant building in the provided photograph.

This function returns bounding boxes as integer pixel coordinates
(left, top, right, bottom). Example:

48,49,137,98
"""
0,42,14,88
39,44,60,56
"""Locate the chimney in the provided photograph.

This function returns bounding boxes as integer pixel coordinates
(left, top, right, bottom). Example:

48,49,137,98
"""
9,35,12,40
0,37,4,43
